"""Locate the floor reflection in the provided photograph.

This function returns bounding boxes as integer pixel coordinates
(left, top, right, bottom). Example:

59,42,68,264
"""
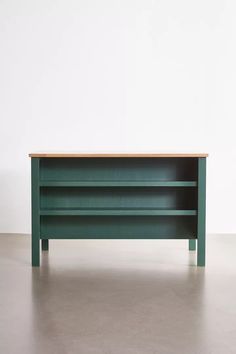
30,242,206,353
2,235,236,354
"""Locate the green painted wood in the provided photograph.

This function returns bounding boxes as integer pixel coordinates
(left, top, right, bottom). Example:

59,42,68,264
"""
41,215,197,239
42,239,49,251
197,158,207,266
30,156,206,266
40,181,197,187
189,239,196,251
40,208,197,216
40,187,197,211
31,158,40,266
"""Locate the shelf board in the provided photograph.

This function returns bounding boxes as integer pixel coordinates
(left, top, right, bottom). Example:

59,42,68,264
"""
40,208,197,216
40,181,197,187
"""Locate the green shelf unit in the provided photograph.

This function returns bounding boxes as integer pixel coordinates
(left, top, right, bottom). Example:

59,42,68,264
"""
30,154,207,267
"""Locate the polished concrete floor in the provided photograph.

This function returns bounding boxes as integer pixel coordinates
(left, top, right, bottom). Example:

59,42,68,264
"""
0,234,236,354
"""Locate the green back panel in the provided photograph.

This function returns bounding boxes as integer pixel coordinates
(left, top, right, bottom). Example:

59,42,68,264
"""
35,157,200,241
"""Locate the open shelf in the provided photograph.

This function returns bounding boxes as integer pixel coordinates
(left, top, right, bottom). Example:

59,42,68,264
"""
40,180,197,187
40,208,197,216
40,214,197,239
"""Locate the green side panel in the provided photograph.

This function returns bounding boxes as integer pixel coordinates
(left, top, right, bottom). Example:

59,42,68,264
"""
40,215,197,239
31,158,40,266
40,158,198,182
197,158,206,266
40,187,197,210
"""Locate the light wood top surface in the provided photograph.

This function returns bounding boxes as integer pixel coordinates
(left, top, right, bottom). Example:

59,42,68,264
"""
29,152,208,158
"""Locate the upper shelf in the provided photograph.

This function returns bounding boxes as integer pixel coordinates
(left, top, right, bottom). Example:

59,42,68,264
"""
40,180,197,187
29,153,209,158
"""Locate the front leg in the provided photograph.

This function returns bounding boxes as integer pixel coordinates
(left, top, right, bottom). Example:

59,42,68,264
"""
42,239,49,251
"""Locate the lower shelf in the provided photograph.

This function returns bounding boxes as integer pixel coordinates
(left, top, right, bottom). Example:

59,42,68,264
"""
40,215,197,239
40,208,197,216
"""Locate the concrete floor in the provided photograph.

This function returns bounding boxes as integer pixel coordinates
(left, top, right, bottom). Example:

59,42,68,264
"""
0,235,236,354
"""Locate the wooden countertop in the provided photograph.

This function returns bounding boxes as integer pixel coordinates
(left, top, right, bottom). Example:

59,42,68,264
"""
29,153,208,158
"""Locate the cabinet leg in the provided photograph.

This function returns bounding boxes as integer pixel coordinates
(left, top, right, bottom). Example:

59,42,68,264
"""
32,234,40,266
197,238,205,266
189,239,196,251
42,239,49,251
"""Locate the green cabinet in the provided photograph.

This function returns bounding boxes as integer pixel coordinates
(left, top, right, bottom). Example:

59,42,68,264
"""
30,153,207,267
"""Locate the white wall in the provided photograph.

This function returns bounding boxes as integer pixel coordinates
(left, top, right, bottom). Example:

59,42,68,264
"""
0,0,236,234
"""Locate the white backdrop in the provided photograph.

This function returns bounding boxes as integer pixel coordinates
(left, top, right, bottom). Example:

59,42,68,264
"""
0,0,236,233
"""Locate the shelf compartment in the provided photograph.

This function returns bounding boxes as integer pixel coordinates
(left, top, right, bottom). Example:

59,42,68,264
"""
40,187,197,210
40,157,198,182
40,181,197,187
40,215,197,239
40,208,197,216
